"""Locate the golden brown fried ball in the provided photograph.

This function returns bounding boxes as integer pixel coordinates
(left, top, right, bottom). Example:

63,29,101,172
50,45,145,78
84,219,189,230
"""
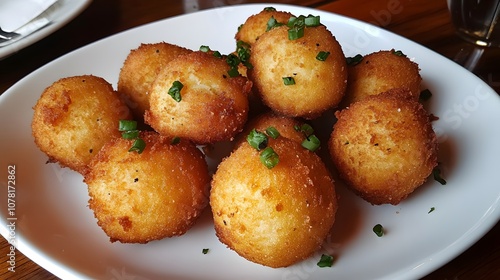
235,7,294,45
210,137,337,268
329,89,438,205
117,42,192,121
145,51,252,144
85,131,210,243
341,50,422,107
31,75,132,174
249,25,347,119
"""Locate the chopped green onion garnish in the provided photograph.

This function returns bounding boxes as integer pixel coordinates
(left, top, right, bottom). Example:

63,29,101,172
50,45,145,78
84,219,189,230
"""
265,126,280,139
428,207,435,214
266,16,284,31
202,248,209,254
316,51,330,61
317,254,334,268
304,15,320,27
168,81,183,102
346,54,363,65
236,40,252,69
288,26,304,40
129,138,146,154
121,130,140,140
260,147,279,169
199,45,210,52
171,136,181,145
373,224,384,237
294,123,314,137
263,7,276,12
392,50,406,57
282,76,295,85
118,120,137,131
247,129,268,150
302,134,321,152
419,89,432,102
227,67,240,77
213,51,222,58
433,167,447,185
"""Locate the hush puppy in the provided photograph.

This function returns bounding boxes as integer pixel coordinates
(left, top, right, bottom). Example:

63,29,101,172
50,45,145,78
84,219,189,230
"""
249,23,347,119
31,75,131,174
145,51,252,144
329,89,438,205
118,42,192,121
235,7,294,45
341,50,421,107
85,131,210,243
211,136,337,268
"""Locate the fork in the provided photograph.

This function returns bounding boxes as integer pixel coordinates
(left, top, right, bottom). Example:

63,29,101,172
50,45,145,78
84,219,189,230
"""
0,27,21,42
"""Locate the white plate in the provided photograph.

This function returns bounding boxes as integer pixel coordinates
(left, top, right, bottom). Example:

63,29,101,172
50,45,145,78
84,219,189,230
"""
0,0,92,60
1,3,499,280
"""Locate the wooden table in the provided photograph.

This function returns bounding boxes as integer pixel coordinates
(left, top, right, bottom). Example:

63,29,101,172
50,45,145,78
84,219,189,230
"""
1,0,499,279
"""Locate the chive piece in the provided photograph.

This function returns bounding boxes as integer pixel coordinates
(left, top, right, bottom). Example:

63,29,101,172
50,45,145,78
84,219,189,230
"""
171,136,181,145
346,54,363,65
428,207,435,214
260,147,279,169
288,26,304,40
282,76,295,85
236,40,253,69
266,126,280,139
202,248,209,254
373,224,384,237
118,120,137,131
302,134,321,152
247,129,268,150
212,51,222,58
266,16,283,31
317,254,334,268
199,45,210,52
316,51,330,61
419,89,432,102
294,123,314,137
263,7,276,12
129,138,146,154
304,15,320,27
121,130,140,140
168,81,183,102
433,167,447,185
392,49,406,57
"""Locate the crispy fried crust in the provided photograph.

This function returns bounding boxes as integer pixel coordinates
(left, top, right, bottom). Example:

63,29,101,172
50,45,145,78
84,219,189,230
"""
210,138,337,268
85,131,210,243
249,25,347,119
235,8,294,45
31,75,131,174
145,51,251,144
118,42,192,121
329,90,438,205
341,50,422,107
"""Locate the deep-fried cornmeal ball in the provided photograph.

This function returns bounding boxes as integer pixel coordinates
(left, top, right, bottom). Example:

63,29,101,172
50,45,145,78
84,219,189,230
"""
118,42,192,120
235,7,294,45
31,75,131,174
329,90,438,205
85,132,210,243
145,51,251,144
211,137,337,268
341,50,421,107
249,24,347,119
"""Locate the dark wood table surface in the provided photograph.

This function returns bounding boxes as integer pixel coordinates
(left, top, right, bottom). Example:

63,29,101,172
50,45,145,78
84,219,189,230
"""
1,0,499,279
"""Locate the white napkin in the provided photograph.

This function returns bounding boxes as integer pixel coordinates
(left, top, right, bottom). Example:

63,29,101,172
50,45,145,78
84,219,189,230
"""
0,0,57,32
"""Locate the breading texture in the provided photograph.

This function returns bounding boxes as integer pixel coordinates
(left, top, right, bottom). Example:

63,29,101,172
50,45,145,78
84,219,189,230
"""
210,137,337,268
249,25,347,119
31,75,131,174
118,42,192,121
341,50,421,107
145,51,252,144
235,7,294,45
329,89,438,205
85,131,210,243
